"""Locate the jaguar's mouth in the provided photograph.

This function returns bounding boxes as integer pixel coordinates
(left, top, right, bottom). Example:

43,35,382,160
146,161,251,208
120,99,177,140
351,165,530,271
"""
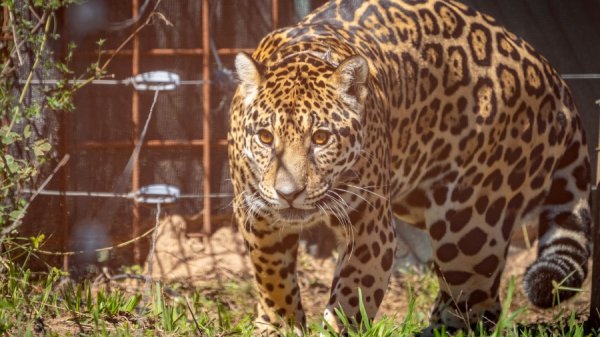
277,208,317,221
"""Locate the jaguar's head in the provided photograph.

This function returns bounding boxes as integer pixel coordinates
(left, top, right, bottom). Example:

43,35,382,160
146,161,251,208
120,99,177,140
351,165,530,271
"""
233,51,369,225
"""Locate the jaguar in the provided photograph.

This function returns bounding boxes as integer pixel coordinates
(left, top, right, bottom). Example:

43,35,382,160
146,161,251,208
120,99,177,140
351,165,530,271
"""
227,0,591,334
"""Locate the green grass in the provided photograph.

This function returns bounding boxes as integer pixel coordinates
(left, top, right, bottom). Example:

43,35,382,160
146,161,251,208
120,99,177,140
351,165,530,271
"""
0,260,594,336
0,261,256,336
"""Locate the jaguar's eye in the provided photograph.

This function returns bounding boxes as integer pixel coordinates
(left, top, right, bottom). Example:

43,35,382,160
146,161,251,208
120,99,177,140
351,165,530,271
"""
257,129,274,145
312,130,331,146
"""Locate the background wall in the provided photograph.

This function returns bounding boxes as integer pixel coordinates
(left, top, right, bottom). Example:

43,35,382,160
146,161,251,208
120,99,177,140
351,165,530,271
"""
460,0,600,181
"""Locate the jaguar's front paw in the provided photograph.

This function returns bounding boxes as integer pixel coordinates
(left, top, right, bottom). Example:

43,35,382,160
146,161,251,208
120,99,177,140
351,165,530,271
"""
253,319,304,337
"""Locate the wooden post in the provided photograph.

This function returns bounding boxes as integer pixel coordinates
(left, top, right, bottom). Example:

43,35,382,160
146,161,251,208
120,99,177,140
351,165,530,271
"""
272,0,279,29
131,0,142,263
201,0,212,236
588,99,600,331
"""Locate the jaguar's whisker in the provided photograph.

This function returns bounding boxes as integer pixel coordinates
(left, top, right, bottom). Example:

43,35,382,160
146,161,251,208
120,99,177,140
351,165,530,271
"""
332,187,374,209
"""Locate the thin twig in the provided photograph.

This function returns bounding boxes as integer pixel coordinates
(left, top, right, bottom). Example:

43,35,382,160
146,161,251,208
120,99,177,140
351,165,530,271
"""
32,220,163,256
109,273,146,281
106,0,162,31
17,15,50,105
101,10,171,71
27,5,41,22
1,11,47,77
184,295,204,336
8,9,22,66
145,202,162,289
74,10,169,91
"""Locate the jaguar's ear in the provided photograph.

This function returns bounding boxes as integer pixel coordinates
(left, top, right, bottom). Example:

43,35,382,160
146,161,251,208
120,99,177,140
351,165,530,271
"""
333,55,369,106
235,52,263,104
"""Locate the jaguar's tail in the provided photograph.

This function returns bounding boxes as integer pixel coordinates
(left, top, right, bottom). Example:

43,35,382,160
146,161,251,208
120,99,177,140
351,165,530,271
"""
522,138,592,308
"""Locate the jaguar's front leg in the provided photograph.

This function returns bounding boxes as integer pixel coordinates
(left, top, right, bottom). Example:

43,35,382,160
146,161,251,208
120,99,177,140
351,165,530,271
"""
240,217,305,336
323,202,397,333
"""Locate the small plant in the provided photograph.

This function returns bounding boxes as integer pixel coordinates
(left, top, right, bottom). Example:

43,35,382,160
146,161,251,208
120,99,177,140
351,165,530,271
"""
314,288,417,337
551,271,583,309
1,0,80,238
491,277,524,337
0,1,115,259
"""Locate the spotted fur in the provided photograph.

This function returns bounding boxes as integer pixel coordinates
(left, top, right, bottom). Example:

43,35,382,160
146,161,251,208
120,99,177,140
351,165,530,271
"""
228,0,591,335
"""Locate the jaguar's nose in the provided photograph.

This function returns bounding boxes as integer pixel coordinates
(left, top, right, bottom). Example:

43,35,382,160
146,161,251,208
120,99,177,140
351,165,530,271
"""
276,186,306,204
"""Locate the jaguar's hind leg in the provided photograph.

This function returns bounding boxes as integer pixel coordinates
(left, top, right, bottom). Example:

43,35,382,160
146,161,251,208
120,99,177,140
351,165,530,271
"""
422,202,515,335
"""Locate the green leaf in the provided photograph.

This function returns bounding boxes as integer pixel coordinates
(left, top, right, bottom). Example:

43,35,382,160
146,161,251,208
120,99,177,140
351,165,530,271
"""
33,140,51,157
9,208,25,221
24,103,41,118
2,127,21,145
97,250,109,263
1,154,19,172
29,234,45,249
23,125,31,139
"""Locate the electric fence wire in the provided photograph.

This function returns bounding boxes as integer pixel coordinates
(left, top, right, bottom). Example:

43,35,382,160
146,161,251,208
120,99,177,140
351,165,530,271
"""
562,74,600,79
19,189,233,199
22,79,208,85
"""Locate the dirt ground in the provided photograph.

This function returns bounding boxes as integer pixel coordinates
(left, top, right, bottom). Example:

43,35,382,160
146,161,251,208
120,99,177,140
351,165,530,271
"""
147,214,592,325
